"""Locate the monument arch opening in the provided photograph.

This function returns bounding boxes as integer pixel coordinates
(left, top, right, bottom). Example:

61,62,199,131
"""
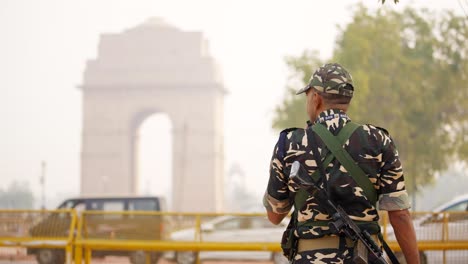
135,112,172,202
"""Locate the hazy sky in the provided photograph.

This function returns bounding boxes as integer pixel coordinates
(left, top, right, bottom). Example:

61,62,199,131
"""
0,0,463,209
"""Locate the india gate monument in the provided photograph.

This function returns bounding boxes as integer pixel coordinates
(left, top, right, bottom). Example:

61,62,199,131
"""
79,18,225,212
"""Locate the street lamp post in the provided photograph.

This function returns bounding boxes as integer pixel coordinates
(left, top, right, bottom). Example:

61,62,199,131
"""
40,161,46,209
412,174,417,211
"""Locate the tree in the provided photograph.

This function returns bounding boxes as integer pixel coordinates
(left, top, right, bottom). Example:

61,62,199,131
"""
0,181,35,209
272,5,468,192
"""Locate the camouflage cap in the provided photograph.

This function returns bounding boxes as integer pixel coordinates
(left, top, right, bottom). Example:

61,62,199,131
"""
296,63,354,97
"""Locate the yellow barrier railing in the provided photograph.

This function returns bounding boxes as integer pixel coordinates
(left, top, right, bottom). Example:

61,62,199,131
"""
1,210,467,264
0,209,76,264
380,211,468,263
380,211,468,244
74,211,284,264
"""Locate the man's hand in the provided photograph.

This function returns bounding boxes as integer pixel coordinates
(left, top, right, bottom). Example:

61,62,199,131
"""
388,209,420,264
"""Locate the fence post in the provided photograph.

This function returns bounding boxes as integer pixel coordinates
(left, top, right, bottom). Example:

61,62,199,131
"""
145,252,151,264
74,245,82,264
85,248,92,264
195,214,201,264
65,245,73,264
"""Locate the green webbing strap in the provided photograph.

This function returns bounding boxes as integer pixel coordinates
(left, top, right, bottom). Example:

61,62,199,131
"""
294,122,362,215
312,123,378,206
292,122,395,261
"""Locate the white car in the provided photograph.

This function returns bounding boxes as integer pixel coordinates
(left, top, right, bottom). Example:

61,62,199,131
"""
167,215,289,264
386,194,468,264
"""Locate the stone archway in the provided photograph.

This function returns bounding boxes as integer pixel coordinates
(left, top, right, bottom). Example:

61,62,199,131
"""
79,18,225,212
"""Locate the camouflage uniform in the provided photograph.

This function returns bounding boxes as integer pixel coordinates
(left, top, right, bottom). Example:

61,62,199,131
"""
263,63,410,263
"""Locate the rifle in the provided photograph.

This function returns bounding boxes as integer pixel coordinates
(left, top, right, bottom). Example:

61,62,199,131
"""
289,160,392,264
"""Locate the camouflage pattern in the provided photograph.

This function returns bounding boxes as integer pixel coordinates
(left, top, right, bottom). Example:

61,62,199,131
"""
262,190,293,214
294,247,352,263
264,109,410,261
296,63,354,97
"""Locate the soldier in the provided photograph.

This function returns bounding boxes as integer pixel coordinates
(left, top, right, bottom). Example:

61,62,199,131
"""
263,63,420,263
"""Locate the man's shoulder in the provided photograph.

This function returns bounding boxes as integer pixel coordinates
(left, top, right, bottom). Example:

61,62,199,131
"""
355,124,394,149
360,123,391,136
275,127,305,161
373,125,390,135
279,127,301,134
278,127,306,142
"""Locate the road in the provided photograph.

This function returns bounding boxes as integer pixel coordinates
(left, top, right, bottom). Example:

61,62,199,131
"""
0,256,274,264
0,247,276,263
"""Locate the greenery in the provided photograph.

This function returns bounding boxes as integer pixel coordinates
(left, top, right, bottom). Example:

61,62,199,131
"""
0,181,35,209
272,5,468,192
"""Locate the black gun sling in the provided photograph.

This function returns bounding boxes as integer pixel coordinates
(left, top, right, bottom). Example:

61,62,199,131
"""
311,122,399,264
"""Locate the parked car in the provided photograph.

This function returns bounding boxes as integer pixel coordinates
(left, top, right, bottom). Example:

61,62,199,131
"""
28,196,167,264
427,193,468,215
167,215,289,264
387,194,468,264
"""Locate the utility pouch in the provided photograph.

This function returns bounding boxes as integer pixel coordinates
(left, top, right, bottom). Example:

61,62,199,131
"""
352,239,369,264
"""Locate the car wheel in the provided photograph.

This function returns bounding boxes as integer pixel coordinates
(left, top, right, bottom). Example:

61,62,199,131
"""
36,249,65,264
176,251,196,264
272,252,289,264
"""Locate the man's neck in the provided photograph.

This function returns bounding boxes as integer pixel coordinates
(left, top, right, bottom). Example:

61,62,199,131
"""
310,108,350,125
312,106,348,121
324,104,348,112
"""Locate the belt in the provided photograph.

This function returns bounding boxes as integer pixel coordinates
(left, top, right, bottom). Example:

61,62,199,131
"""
297,235,379,253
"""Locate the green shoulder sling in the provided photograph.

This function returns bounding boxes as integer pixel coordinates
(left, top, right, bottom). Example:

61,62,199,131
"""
294,122,377,217
312,122,377,205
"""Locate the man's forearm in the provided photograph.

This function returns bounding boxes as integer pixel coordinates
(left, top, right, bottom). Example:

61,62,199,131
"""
388,209,420,264
263,190,292,225
266,210,288,225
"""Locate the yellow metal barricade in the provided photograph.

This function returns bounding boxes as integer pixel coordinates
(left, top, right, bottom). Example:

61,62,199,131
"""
1,209,466,264
381,211,468,263
0,209,76,264
74,211,283,264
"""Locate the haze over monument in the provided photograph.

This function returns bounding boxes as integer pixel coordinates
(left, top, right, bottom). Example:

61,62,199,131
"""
80,18,225,212
0,0,463,210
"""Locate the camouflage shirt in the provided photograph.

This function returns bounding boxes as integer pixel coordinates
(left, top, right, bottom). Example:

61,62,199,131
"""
263,109,410,239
